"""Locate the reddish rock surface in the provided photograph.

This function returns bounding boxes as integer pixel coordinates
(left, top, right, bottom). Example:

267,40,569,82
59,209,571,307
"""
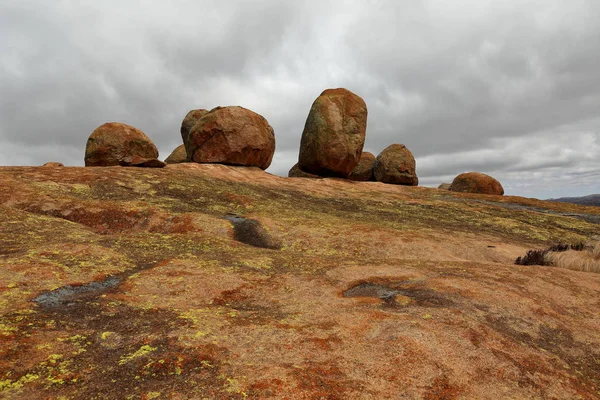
450,172,504,195
348,152,376,181
1,164,600,398
298,88,368,177
84,122,164,168
185,106,275,170
374,144,418,185
164,144,187,164
288,163,322,179
180,109,209,144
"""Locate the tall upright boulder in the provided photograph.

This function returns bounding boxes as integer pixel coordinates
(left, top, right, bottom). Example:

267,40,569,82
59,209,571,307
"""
180,109,209,144
449,172,504,195
185,106,275,170
84,122,165,168
373,144,418,185
298,88,368,177
348,152,376,181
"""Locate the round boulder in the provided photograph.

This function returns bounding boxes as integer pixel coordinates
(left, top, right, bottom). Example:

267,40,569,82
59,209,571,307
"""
185,106,275,170
438,183,451,190
298,88,368,177
288,163,322,179
373,144,418,186
180,109,209,144
84,122,165,167
164,144,188,164
348,152,376,181
449,172,504,195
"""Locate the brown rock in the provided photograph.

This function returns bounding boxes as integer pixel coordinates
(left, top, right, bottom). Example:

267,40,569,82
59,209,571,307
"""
438,183,451,190
164,144,188,164
42,162,64,167
180,109,209,144
373,144,418,185
450,172,504,195
298,88,368,177
348,152,376,181
84,122,164,168
288,163,322,179
185,106,275,170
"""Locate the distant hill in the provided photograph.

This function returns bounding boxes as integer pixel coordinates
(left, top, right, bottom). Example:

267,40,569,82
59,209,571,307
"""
549,194,600,207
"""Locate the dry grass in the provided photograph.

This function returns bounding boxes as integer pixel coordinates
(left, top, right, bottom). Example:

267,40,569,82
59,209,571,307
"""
547,241,600,273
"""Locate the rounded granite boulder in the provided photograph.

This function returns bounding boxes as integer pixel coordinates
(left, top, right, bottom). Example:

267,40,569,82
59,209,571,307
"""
185,106,275,170
164,144,188,164
288,163,322,179
298,88,368,177
373,144,418,186
180,109,209,144
449,172,504,195
348,152,376,181
84,122,165,168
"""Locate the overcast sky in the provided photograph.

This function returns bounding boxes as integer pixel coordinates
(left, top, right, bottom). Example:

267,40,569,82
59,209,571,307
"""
1,0,599,199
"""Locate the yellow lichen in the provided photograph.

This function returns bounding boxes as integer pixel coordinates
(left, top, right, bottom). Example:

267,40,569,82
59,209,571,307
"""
119,345,157,365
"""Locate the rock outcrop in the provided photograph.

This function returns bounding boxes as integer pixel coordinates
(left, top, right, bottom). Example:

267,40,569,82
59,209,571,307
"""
348,152,376,181
164,144,187,164
185,106,275,170
298,88,368,177
180,109,209,144
450,172,504,195
373,144,418,185
288,163,322,179
84,122,165,168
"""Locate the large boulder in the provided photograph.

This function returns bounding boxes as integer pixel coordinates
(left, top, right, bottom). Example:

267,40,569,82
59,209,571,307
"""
373,144,418,185
298,88,368,177
180,109,209,144
164,144,188,164
348,152,376,181
84,122,165,168
288,163,322,179
185,106,275,170
449,172,504,195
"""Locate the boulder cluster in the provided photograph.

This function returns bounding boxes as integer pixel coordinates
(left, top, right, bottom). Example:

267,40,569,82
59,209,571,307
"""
290,88,419,186
81,87,503,195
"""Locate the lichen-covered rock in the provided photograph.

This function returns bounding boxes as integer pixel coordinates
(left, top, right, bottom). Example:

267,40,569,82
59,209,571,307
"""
450,172,504,195
288,163,322,179
42,162,64,167
348,152,376,181
185,106,275,170
164,144,188,164
180,109,209,144
373,144,418,185
84,122,165,168
438,183,451,190
298,88,368,177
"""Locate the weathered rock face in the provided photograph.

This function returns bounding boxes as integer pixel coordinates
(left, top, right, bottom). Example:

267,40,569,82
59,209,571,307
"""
185,106,275,170
180,109,209,144
348,152,376,181
450,172,504,195
298,88,368,177
84,122,165,168
288,163,322,179
373,144,418,185
164,144,188,164
438,183,451,190
42,162,64,167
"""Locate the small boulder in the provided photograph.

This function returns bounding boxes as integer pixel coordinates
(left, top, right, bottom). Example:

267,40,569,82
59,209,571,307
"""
164,144,188,164
185,106,275,170
348,152,376,181
180,109,209,144
373,144,418,186
84,122,165,168
438,183,451,190
298,88,368,177
449,172,504,195
288,163,322,179
42,162,64,167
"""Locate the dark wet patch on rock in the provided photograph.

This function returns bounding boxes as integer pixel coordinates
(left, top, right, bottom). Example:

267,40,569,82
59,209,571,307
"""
343,280,454,308
225,214,282,249
32,276,122,307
